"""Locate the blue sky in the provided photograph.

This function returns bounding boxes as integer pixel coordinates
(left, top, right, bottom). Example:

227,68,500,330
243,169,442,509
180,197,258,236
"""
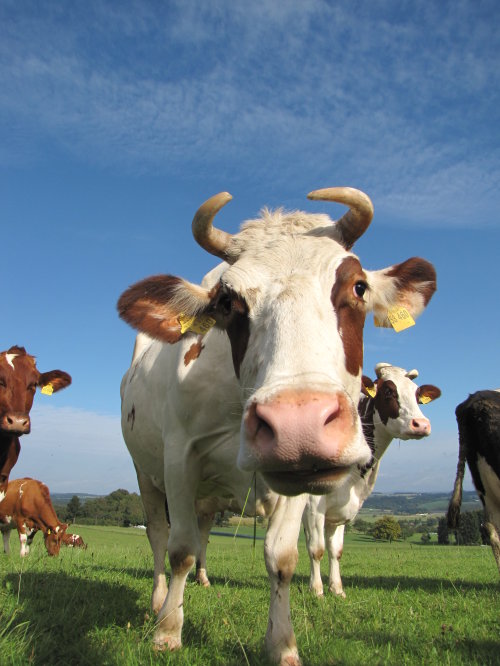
2,0,499,494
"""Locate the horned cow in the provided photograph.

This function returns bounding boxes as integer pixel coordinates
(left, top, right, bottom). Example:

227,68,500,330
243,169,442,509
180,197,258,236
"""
118,187,437,665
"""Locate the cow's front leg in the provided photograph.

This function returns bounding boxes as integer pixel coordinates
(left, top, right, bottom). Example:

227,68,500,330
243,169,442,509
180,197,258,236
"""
17,521,29,557
153,465,200,651
326,523,346,597
302,496,325,597
264,494,308,666
135,466,170,613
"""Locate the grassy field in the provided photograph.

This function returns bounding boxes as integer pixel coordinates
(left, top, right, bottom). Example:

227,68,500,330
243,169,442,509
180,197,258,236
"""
0,524,498,666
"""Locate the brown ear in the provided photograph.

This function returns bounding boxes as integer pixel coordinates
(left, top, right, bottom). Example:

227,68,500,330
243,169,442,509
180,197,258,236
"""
117,274,213,344
361,375,377,398
417,385,441,404
38,370,72,392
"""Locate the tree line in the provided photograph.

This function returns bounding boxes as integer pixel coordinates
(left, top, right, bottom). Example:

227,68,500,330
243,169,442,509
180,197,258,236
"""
55,489,145,527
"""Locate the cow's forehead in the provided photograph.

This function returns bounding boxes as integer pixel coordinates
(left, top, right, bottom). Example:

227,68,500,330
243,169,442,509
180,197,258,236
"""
221,229,355,300
0,351,37,375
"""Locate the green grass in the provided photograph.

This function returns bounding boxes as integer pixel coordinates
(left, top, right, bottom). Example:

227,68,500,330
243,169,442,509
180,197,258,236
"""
0,525,498,665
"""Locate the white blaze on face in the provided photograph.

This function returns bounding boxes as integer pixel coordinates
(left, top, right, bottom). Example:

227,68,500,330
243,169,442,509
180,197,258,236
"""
0,491,5,502
5,353,18,369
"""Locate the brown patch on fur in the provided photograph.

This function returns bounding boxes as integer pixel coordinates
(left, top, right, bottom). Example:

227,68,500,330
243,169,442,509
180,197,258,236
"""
374,379,400,425
386,257,437,305
330,257,367,376
184,340,204,366
276,548,299,583
169,552,196,574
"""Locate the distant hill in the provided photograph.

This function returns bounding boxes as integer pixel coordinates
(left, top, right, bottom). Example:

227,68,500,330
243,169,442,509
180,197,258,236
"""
362,491,480,515
52,492,102,504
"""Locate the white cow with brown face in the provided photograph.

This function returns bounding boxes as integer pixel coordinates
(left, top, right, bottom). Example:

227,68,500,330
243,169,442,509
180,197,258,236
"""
303,363,441,598
118,188,437,665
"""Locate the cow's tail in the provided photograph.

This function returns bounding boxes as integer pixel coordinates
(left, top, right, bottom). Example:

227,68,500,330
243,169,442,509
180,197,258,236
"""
447,403,468,529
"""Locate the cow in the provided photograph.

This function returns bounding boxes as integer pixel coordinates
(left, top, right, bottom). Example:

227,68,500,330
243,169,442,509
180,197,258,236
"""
0,346,71,500
303,363,441,597
447,390,500,575
118,187,437,665
0,478,68,556
61,532,87,549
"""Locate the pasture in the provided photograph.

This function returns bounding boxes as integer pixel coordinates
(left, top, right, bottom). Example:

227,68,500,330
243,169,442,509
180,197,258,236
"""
0,525,498,666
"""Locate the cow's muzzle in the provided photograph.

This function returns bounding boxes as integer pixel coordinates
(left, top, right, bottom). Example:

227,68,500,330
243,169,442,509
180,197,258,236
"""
0,413,31,435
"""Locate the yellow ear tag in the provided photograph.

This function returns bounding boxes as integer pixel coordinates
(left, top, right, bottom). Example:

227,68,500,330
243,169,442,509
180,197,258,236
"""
47,528,51,535
41,383,54,396
178,313,216,335
419,395,432,404
387,306,415,333
366,386,377,398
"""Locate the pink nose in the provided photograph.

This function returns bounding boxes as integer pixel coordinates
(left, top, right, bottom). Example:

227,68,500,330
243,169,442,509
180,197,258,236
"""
0,413,31,435
244,390,361,471
410,418,431,436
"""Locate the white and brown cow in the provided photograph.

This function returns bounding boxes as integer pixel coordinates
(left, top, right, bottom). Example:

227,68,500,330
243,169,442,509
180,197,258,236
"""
303,363,441,597
118,188,437,665
0,346,71,500
0,478,68,556
447,390,500,575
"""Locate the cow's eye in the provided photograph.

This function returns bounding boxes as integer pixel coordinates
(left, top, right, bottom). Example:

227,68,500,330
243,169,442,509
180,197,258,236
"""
27,383,36,392
353,281,367,299
218,294,233,316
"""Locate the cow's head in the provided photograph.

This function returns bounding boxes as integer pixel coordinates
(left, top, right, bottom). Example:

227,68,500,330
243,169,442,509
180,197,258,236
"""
0,346,72,436
44,523,68,557
361,363,441,440
118,188,437,495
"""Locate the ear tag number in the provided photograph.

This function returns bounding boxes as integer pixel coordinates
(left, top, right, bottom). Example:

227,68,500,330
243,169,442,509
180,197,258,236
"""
179,314,216,335
419,395,432,404
387,306,415,333
366,386,377,398
41,383,54,395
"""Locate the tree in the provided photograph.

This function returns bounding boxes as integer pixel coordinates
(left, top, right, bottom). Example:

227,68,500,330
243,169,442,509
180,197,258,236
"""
454,510,481,546
66,495,82,523
420,532,431,544
371,516,401,542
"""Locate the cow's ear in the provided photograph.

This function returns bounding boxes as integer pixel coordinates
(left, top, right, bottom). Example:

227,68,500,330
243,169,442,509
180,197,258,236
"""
117,274,214,344
361,375,377,398
417,385,441,404
367,257,437,329
38,370,72,393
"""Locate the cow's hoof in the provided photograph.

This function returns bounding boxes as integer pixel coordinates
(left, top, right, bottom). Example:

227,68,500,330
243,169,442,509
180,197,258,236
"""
153,637,182,652
280,653,302,666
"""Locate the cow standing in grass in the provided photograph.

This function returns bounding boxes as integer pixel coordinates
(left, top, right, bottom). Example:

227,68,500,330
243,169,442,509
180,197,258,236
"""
303,363,441,597
0,478,68,556
118,187,437,665
447,390,500,574
0,346,71,500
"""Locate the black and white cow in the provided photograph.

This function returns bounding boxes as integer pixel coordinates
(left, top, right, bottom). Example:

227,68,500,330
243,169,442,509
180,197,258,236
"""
118,188,437,665
303,363,441,597
447,390,500,575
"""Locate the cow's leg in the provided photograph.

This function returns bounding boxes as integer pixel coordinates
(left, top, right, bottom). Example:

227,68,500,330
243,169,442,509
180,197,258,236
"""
153,463,201,651
264,494,308,666
135,466,170,613
195,512,214,587
483,502,500,575
2,529,10,555
326,523,346,597
17,522,29,557
302,496,325,597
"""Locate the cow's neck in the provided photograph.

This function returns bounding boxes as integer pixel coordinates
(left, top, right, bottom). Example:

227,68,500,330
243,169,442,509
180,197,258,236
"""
358,396,394,460
0,434,21,493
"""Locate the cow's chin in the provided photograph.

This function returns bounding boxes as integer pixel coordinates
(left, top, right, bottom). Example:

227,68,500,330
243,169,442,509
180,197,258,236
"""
261,466,352,496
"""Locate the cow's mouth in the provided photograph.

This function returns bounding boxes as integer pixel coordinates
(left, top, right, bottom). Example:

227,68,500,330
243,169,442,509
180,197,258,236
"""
262,465,351,496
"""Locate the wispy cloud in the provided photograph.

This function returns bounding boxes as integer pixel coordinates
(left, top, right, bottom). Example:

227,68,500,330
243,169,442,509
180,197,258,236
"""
1,1,498,223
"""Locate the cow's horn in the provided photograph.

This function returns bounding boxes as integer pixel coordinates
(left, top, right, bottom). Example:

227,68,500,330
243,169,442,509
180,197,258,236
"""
192,192,235,262
307,187,374,249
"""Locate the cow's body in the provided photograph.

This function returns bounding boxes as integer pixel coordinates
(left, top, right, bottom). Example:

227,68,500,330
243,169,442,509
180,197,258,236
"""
0,478,68,556
0,346,71,500
447,390,500,574
303,364,441,597
118,188,437,665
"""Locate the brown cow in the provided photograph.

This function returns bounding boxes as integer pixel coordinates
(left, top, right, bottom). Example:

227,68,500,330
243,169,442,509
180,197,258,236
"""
0,478,68,556
61,532,87,549
0,346,71,500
